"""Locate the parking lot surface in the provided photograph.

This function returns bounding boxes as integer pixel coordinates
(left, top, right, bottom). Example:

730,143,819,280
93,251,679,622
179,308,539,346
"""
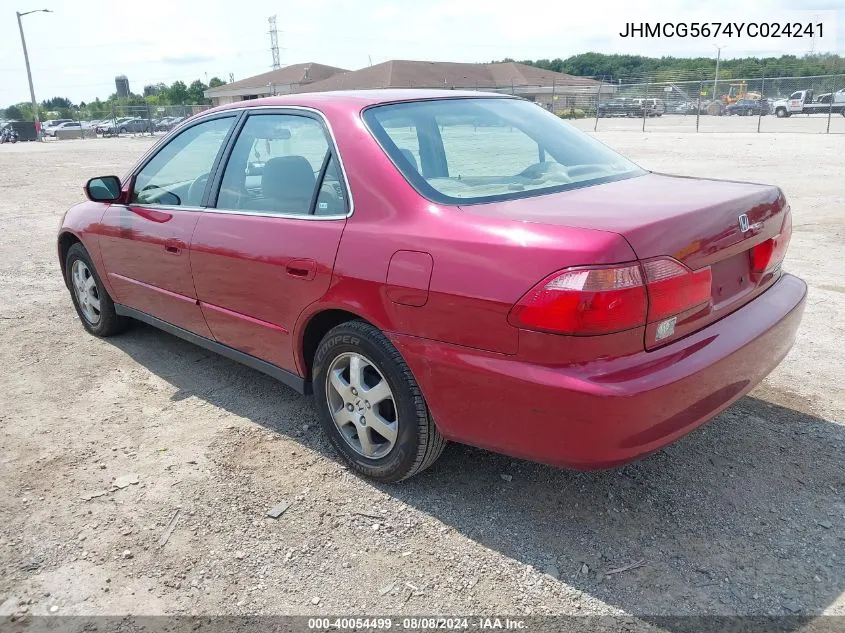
0,132,843,619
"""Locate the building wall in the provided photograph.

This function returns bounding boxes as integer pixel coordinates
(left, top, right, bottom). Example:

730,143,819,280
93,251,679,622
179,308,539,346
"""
211,95,240,106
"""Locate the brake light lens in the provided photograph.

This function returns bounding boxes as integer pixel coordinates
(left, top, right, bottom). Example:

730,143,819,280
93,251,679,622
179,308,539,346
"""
642,258,712,322
508,264,647,335
510,257,712,336
751,211,792,275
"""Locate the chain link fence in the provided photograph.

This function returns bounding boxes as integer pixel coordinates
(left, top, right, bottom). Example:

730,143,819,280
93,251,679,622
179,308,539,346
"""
36,71,845,139
591,73,845,134
42,104,213,140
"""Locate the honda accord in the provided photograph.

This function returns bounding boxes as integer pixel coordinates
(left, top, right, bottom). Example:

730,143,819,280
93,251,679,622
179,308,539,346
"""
58,90,806,481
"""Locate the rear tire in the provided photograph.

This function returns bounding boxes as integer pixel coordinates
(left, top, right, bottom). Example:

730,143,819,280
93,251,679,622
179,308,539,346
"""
313,320,446,482
65,242,129,337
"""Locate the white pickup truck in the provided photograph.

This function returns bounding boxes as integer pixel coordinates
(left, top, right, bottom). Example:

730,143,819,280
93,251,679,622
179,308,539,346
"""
773,89,845,117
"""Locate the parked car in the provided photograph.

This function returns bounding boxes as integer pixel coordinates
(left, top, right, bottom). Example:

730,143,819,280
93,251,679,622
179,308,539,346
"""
45,121,83,137
632,98,665,116
154,116,184,132
96,118,130,134
597,98,639,117
725,99,770,116
105,118,153,134
672,102,696,115
58,90,806,482
42,119,74,135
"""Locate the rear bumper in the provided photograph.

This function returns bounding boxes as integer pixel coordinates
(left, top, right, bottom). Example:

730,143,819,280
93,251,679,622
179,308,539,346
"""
389,273,807,469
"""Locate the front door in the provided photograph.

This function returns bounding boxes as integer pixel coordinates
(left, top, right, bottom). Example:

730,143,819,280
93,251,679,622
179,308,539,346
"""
190,110,350,372
98,114,238,336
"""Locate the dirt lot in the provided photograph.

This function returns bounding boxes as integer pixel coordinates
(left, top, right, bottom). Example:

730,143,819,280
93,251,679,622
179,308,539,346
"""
0,131,843,622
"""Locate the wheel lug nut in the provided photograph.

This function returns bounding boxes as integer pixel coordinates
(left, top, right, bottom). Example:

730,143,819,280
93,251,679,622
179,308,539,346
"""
365,401,371,409
346,403,354,411
360,416,366,425
351,388,358,396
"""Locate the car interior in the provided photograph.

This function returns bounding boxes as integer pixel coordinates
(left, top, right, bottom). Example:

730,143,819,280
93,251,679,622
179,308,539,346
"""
131,115,348,216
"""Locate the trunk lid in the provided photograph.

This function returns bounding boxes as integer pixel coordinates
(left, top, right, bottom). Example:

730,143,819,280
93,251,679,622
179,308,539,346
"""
463,172,790,348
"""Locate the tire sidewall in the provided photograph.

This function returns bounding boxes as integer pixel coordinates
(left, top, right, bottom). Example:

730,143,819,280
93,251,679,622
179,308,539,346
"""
313,325,423,481
65,243,114,337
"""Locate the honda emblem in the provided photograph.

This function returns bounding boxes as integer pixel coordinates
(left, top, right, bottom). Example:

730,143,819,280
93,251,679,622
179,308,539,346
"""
738,214,750,233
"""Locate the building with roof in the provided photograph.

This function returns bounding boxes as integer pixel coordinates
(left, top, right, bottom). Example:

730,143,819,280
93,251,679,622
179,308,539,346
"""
205,60,612,110
204,62,348,105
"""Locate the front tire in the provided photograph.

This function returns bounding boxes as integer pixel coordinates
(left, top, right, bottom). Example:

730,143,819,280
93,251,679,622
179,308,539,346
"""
65,242,129,337
313,321,446,482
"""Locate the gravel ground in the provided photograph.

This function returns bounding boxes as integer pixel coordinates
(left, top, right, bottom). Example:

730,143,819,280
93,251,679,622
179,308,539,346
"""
0,131,843,621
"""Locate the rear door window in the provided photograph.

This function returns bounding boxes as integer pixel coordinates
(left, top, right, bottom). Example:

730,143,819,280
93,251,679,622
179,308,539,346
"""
215,113,346,216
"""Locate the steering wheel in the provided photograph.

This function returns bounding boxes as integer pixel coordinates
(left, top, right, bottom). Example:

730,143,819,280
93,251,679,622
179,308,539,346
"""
186,172,209,206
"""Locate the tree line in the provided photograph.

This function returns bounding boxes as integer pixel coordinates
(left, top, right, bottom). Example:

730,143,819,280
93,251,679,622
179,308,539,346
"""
1,77,227,122
500,52,844,82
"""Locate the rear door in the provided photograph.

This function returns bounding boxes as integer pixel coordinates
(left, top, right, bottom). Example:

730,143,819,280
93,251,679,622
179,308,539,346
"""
190,109,350,373
98,113,238,336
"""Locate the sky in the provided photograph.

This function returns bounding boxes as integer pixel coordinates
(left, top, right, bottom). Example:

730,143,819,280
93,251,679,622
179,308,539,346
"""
0,0,842,107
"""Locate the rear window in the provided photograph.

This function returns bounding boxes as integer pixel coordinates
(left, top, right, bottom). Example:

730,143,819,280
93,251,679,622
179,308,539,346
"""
363,97,644,205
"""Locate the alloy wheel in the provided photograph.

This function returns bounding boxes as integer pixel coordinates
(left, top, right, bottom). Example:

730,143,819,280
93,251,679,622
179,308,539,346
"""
325,352,398,459
71,259,101,324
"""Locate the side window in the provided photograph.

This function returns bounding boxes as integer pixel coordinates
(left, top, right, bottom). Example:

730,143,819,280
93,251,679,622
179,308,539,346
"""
216,113,330,216
314,156,348,216
131,116,234,207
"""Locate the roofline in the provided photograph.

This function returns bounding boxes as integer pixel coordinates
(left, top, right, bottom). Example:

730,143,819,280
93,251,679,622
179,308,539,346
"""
196,90,521,117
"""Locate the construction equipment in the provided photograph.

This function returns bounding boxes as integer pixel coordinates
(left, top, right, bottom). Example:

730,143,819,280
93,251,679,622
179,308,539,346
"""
722,81,762,105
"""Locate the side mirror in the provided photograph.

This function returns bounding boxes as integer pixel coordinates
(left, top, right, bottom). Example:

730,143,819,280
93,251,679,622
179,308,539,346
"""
85,176,122,202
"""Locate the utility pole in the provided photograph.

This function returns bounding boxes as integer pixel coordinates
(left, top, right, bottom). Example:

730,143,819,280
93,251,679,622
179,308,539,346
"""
712,43,726,100
16,8,52,139
268,15,280,70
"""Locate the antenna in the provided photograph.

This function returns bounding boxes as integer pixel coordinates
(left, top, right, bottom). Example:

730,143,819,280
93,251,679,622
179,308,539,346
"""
268,15,280,70
368,55,373,67
229,72,235,83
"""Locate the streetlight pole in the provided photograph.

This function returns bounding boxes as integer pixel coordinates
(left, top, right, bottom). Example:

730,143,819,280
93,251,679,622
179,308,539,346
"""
16,8,52,139
712,43,726,99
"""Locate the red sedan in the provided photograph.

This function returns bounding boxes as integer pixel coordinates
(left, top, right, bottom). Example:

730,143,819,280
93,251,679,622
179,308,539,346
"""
58,90,806,481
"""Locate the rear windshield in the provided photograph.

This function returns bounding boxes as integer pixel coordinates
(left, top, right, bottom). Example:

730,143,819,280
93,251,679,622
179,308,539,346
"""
363,97,645,205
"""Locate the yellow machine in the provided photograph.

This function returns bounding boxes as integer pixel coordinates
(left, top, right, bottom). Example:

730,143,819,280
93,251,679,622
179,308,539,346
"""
722,81,762,104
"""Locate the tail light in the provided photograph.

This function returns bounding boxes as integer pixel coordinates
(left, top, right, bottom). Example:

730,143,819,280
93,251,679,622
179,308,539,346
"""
507,264,647,335
642,258,712,322
509,258,712,336
751,211,792,275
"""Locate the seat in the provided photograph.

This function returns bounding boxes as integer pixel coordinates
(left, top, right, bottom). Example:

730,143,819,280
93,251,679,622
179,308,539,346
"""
398,148,419,172
253,155,316,214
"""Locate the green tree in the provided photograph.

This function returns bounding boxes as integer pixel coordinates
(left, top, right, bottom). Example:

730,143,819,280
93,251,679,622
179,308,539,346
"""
5,105,24,120
42,96,74,110
166,81,189,105
187,79,209,104
503,52,844,83
208,76,226,88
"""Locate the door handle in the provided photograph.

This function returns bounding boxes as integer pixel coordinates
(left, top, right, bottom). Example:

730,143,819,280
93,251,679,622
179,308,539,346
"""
286,258,317,280
164,238,185,254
